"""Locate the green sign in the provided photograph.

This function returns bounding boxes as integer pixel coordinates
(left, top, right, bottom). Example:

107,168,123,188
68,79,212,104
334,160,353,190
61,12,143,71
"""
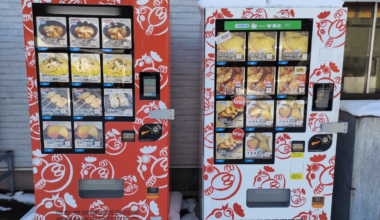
225,20,302,30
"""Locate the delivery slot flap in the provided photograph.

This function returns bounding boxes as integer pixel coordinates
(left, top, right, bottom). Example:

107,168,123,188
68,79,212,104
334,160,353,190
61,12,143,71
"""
246,189,290,207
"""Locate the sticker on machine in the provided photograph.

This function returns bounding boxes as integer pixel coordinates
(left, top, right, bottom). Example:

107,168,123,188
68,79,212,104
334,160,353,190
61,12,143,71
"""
103,54,133,84
69,17,100,48
216,32,246,62
276,100,305,127
104,88,133,117
42,121,72,149
246,100,274,127
248,32,277,61
102,18,132,49
36,16,67,48
71,53,101,83
216,67,245,96
38,53,69,82
278,66,307,95
40,88,71,117
279,31,309,61
247,67,275,96
216,97,245,128
72,88,102,117
74,121,103,149
245,133,273,159
216,130,244,160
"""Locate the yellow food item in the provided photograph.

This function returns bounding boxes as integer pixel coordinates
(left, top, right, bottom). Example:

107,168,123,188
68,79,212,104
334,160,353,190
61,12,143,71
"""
50,94,62,103
218,33,245,56
107,27,128,40
46,125,70,141
261,108,272,121
90,98,102,108
249,106,261,117
44,25,64,39
39,56,68,76
76,125,99,140
279,106,291,117
45,91,56,99
80,92,90,100
248,32,275,55
71,56,100,77
282,32,308,53
291,108,303,121
56,98,67,108
247,137,259,149
74,26,95,39
218,135,242,150
104,57,132,78
85,95,96,104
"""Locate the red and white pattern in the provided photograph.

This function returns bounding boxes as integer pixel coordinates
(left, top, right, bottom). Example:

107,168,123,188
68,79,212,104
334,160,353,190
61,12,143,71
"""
253,166,286,189
309,62,341,99
206,203,245,220
275,133,291,160
308,113,329,133
306,155,335,196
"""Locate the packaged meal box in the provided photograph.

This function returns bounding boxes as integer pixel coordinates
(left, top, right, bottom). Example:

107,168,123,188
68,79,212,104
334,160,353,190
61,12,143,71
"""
246,100,274,128
72,88,102,117
71,54,101,83
216,32,246,62
248,32,277,61
69,17,100,48
247,67,275,96
74,121,103,149
216,132,243,160
276,100,305,127
38,53,69,82
278,66,307,95
279,31,309,61
104,88,133,117
245,133,273,159
40,88,71,117
42,121,72,149
216,67,245,96
216,101,244,128
103,54,133,84
36,17,67,48
102,18,132,49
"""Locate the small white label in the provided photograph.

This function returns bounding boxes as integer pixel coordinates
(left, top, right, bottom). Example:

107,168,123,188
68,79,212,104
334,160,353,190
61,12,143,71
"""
266,88,272,93
302,53,308,60
267,53,273,60
299,88,305,93
215,31,232,45
236,53,242,60
151,217,162,220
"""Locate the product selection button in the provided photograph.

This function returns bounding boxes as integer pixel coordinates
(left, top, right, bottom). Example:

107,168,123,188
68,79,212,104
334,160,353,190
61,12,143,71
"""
276,127,285,131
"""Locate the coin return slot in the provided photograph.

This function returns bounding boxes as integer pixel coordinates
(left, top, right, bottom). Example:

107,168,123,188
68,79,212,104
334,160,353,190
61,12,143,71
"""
312,196,325,208
147,187,159,199
246,189,290,208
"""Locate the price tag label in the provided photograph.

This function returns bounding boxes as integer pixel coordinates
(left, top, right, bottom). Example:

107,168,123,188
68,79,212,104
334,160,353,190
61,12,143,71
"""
290,173,303,180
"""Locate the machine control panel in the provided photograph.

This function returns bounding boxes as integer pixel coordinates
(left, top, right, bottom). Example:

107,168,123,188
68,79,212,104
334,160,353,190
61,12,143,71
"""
140,72,160,100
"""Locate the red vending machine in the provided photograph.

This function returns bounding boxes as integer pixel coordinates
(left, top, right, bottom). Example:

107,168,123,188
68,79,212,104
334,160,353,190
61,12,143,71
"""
22,1,171,219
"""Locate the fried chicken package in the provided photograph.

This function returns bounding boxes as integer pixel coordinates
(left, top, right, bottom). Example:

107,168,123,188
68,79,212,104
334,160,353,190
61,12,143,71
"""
248,32,277,61
278,66,307,95
246,100,274,128
247,67,275,96
74,122,103,149
36,17,67,48
216,67,245,96
245,133,272,159
69,17,100,48
279,31,309,61
216,32,246,62
102,18,132,49
216,100,245,128
216,133,243,160
276,100,305,127
43,121,72,149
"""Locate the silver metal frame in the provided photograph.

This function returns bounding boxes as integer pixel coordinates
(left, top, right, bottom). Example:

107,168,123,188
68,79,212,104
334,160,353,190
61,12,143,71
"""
366,2,378,93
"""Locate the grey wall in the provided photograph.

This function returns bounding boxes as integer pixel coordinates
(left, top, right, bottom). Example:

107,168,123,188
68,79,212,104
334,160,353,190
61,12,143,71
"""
0,0,202,168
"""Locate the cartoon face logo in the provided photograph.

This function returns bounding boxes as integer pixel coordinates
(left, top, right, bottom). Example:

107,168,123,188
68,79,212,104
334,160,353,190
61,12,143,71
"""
241,8,267,19
204,122,214,149
122,175,138,196
135,51,168,89
114,200,157,220
308,113,329,133
309,62,341,99
205,53,215,80
294,210,328,220
291,188,307,208
253,166,286,189
30,112,40,140
317,9,347,48
27,76,38,106
206,203,245,220
80,157,114,179
306,155,335,196
137,146,168,188
275,134,291,160
273,9,295,18
203,158,242,200
89,200,109,220
135,5,168,36
35,193,77,220
105,128,127,155
204,88,214,116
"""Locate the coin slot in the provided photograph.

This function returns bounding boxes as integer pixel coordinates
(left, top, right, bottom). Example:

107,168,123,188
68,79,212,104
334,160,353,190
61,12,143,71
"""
147,187,159,199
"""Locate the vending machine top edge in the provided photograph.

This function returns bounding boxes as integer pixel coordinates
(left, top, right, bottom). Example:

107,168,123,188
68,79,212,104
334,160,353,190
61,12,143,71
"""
200,7,347,220
22,0,171,219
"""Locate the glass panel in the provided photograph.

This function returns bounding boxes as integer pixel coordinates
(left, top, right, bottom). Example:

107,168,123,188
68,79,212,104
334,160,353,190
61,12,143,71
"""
369,4,380,93
342,3,374,94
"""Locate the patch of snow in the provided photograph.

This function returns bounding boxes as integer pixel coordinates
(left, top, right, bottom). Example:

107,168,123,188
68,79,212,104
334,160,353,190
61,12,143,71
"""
181,211,199,220
267,0,344,8
0,191,35,205
0,206,11,211
169,192,182,220
340,100,380,117
198,0,267,9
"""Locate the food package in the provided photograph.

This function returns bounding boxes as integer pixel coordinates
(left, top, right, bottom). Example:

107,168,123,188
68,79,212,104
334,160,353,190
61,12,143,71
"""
245,133,272,159
103,54,133,84
276,100,305,127
216,101,244,128
40,88,71,116
216,32,246,62
246,100,274,127
38,53,69,82
36,17,67,48
71,54,101,83
247,67,275,96
278,66,307,95
248,32,277,61
216,133,243,160
102,18,132,49
216,67,245,96
279,31,309,61
74,122,103,149
43,121,72,149
104,88,133,117
69,17,100,48
72,88,102,117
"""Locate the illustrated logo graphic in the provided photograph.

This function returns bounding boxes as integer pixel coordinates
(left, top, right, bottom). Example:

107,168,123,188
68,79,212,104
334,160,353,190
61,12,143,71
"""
89,200,109,220
205,9,234,48
122,175,138,196
204,122,214,149
27,76,38,106
241,8,267,19
253,166,286,189
294,210,328,220
275,133,291,160
35,193,78,220
204,88,214,116
204,158,242,200
317,9,347,48
231,128,244,140
114,200,159,220
251,22,257,29
274,9,295,18
205,53,215,80
206,203,245,220
30,113,40,140
33,152,73,193
232,96,246,109
105,128,127,155
81,157,115,179
309,62,341,99
290,188,307,208
306,155,335,196
135,51,168,89
136,5,168,36
25,41,36,68
137,146,168,188
308,113,329,133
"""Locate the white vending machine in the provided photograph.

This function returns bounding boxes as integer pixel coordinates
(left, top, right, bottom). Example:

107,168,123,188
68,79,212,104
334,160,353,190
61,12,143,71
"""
200,6,347,220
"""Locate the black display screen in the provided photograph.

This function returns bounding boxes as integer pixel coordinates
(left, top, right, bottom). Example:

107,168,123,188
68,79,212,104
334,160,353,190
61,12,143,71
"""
139,72,160,100
312,83,334,111
144,76,157,97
